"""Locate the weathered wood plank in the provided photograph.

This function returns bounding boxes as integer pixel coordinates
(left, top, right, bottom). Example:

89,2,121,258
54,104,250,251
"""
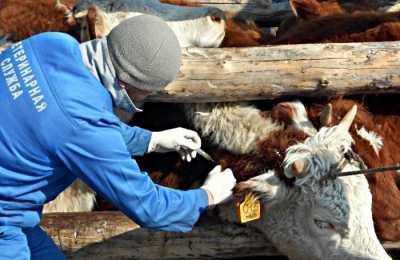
42,211,140,253
42,211,280,259
41,211,400,259
146,42,400,103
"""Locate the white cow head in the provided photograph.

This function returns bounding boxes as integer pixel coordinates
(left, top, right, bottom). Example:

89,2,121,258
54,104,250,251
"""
77,3,226,48
220,105,391,260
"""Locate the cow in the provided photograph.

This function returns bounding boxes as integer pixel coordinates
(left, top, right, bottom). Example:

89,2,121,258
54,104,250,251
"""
214,103,391,260
77,0,265,47
307,98,400,241
125,100,391,259
0,0,77,42
1,2,396,258
265,0,400,242
0,0,227,47
271,0,400,44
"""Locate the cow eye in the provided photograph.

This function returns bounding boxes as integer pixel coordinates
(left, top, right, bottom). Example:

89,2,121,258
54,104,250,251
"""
314,219,335,230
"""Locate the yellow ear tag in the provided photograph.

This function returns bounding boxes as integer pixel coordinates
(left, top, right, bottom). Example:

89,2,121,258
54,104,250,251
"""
236,193,261,223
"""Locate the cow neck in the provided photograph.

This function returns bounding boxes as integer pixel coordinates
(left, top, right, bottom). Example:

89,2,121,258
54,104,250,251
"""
215,127,307,186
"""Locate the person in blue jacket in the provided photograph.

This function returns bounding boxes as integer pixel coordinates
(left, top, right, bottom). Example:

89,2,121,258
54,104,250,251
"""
0,15,236,260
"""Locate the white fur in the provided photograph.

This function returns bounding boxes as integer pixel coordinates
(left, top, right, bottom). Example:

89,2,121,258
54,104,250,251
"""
219,121,390,260
284,100,317,136
356,127,383,156
381,2,400,12
79,7,226,48
43,179,96,213
284,125,354,185
184,102,282,154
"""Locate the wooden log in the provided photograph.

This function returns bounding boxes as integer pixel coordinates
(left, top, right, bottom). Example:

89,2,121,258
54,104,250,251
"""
146,42,400,103
42,211,140,253
41,211,400,259
42,211,280,259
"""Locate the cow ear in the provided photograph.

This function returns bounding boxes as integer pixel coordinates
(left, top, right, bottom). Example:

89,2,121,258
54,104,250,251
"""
234,171,289,204
289,0,322,20
319,103,333,126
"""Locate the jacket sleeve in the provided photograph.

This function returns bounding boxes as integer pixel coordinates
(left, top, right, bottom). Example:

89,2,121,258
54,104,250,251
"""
119,122,152,156
56,124,209,232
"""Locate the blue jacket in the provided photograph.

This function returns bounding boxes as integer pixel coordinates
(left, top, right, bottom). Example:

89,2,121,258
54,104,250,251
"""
0,32,208,231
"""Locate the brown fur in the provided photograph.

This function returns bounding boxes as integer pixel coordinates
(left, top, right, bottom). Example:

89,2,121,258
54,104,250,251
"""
289,0,375,20
160,0,201,7
0,0,76,42
270,102,297,127
273,11,400,44
142,127,306,190
273,0,400,44
136,102,308,189
290,0,344,20
308,98,400,241
277,0,374,38
221,19,265,47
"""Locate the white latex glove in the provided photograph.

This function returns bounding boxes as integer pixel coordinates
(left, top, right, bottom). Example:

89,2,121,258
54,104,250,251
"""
147,127,201,162
201,165,236,206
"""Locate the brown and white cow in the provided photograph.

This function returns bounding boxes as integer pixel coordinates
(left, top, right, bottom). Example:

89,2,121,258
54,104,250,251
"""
265,0,400,242
0,0,227,47
307,98,400,241
1,2,397,257
138,100,389,260
77,0,264,47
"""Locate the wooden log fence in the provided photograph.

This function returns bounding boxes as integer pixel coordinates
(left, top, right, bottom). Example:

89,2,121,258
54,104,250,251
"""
41,211,400,259
42,211,280,259
146,42,400,103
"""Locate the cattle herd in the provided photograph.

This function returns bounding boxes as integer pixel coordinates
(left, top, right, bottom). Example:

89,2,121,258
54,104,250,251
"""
2,0,400,259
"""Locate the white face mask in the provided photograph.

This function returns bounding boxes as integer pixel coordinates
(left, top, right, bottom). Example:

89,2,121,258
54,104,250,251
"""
79,38,143,113
120,88,143,113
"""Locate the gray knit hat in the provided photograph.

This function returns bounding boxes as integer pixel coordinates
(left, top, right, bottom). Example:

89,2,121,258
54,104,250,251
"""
106,15,181,91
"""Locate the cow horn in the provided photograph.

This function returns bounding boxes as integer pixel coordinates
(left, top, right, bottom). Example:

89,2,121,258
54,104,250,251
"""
292,160,307,178
320,103,332,126
338,105,357,130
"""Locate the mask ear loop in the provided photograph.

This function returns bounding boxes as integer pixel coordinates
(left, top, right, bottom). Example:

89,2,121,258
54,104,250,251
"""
121,88,143,113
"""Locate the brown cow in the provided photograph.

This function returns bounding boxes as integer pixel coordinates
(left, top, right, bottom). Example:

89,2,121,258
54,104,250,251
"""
0,0,77,42
272,0,400,44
